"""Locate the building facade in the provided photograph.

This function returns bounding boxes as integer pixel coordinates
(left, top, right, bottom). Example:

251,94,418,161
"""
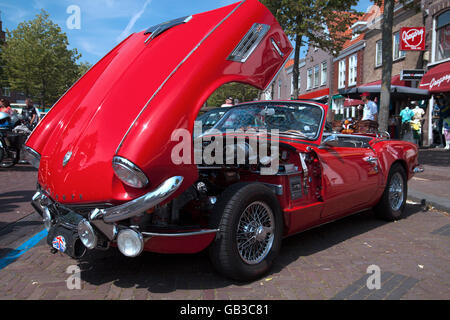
297,45,334,105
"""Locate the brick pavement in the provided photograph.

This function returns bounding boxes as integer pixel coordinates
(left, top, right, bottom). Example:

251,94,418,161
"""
0,204,448,300
0,162,449,300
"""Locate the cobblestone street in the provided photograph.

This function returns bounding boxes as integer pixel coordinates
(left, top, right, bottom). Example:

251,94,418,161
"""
0,161,449,300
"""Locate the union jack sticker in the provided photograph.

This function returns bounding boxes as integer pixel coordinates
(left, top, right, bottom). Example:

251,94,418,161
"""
52,235,66,253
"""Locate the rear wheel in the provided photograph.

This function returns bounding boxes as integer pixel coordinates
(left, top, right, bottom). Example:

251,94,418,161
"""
374,163,407,221
208,183,283,281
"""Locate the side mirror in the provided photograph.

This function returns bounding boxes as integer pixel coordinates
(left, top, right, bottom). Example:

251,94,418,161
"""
322,134,339,148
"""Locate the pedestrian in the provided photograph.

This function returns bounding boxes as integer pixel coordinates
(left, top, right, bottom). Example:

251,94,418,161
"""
0,98,13,115
443,117,450,150
360,92,378,122
23,98,39,128
221,97,234,108
399,105,414,139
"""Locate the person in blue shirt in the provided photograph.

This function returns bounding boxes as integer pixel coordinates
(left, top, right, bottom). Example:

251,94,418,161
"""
399,106,414,139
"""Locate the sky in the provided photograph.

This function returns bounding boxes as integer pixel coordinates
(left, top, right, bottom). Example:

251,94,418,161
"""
0,0,374,65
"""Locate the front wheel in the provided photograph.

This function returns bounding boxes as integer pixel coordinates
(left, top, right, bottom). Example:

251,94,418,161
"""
208,183,283,281
374,163,407,221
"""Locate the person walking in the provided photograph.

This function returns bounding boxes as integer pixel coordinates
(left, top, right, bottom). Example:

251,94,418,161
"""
360,92,378,122
0,98,13,115
23,98,40,128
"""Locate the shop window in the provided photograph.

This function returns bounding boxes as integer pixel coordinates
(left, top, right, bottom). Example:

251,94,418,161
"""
435,10,450,62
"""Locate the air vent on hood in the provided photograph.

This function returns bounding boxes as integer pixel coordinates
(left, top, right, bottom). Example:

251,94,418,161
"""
144,15,192,42
228,23,270,63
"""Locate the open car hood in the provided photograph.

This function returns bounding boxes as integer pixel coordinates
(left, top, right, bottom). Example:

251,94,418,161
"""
26,0,293,204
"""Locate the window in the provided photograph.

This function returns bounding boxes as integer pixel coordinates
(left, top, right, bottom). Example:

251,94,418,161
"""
338,60,346,89
307,68,312,90
435,10,450,62
321,62,327,86
393,32,406,60
348,54,357,86
375,40,382,67
313,65,319,88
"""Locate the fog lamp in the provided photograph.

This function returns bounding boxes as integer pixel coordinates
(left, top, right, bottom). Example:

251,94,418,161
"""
112,156,149,188
42,207,53,231
77,219,98,249
117,229,144,257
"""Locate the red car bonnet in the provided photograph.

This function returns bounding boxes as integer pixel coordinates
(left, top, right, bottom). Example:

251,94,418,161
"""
25,0,293,204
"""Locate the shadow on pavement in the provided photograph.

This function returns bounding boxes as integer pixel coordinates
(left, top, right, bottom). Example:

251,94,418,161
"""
0,190,36,215
0,165,37,172
77,203,424,293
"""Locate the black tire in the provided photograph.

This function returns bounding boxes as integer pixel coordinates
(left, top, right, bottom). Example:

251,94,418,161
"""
208,182,283,281
0,147,4,164
374,163,407,221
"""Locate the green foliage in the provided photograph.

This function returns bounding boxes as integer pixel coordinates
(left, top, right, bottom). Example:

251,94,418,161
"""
1,10,81,108
261,0,362,97
261,0,361,56
207,82,261,107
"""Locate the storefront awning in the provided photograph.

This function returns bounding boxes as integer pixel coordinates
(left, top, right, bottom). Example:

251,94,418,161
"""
298,88,329,100
419,61,450,93
344,98,363,107
338,85,430,100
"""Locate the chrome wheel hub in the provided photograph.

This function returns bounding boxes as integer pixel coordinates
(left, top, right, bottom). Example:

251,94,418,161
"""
388,172,404,211
236,201,275,265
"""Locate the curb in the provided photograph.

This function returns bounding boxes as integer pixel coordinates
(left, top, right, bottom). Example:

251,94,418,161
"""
408,189,450,214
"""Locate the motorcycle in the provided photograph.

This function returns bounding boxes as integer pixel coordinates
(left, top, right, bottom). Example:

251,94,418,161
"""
0,111,32,168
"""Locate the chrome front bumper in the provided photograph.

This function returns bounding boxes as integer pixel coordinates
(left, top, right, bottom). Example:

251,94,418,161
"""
31,176,219,251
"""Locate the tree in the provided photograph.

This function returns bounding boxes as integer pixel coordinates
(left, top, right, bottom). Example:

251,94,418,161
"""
261,0,361,97
207,82,260,107
77,61,92,78
375,0,394,133
1,10,81,109
373,0,419,132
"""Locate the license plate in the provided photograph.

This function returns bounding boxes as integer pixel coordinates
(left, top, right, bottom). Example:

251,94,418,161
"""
52,235,67,253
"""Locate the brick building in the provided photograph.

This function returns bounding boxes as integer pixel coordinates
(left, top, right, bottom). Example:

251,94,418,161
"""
296,45,334,104
421,0,450,146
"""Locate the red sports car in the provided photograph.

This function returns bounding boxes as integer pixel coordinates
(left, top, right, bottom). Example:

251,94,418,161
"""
25,0,422,281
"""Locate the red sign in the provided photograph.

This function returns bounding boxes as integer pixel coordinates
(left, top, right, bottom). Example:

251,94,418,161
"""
400,27,425,51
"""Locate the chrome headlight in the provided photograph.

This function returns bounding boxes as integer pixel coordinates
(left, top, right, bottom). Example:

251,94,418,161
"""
24,146,41,169
112,156,149,188
117,229,144,257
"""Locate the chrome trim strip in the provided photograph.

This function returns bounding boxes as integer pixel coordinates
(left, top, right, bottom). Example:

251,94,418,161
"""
100,176,184,223
142,228,219,238
270,38,284,57
115,0,247,155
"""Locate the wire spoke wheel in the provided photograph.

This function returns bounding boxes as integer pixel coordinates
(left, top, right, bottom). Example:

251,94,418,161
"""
388,172,404,211
236,201,275,265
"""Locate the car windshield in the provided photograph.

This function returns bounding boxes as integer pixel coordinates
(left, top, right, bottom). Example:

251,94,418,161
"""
211,102,324,140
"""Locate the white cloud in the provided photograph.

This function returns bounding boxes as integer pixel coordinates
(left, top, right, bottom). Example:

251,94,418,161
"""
116,0,152,42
